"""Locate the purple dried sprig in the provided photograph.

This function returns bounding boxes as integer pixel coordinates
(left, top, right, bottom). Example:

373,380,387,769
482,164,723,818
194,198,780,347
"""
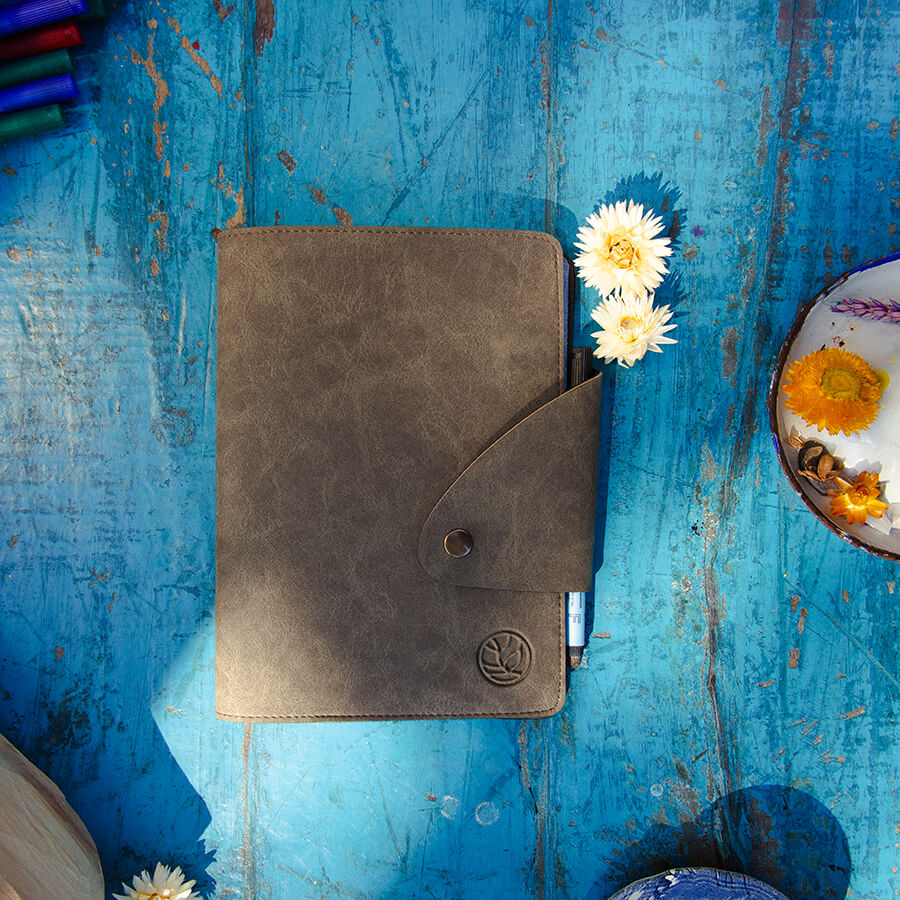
830,296,900,325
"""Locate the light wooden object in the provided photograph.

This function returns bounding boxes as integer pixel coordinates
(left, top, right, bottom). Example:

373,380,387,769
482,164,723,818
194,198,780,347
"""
0,734,103,900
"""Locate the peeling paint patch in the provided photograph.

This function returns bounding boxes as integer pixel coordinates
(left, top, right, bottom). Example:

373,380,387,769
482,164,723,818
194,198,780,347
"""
310,185,326,204
757,679,774,688
226,190,246,228
714,78,727,90
216,164,246,227
756,85,774,167
889,119,898,141
148,209,168,252
178,33,223,97
820,751,846,763
823,42,834,78
667,211,680,242
7,247,20,261
701,444,718,482
241,723,257,900
797,607,808,634
276,149,296,174
127,27,170,166
777,0,816,45
54,646,64,660
254,0,275,57
888,581,896,594
214,0,236,19
721,327,738,384
683,245,698,259
772,148,792,239
788,648,800,668
840,706,866,720
333,206,353,226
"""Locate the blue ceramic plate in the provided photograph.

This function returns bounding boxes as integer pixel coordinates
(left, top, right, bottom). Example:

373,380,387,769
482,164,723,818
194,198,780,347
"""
608,867,788,899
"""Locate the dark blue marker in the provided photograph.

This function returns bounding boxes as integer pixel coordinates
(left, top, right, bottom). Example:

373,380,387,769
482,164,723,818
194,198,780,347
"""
0,72,77,115
0,0,89,37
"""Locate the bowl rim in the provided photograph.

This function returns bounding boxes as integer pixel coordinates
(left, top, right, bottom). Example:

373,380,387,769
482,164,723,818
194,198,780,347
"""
766,250,900,563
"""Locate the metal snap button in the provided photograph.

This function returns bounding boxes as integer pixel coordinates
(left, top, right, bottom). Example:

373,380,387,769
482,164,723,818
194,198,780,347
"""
443,528,473,558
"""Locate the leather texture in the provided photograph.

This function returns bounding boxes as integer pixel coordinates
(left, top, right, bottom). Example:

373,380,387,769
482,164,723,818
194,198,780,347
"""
419,375,602,592
215,226,598,721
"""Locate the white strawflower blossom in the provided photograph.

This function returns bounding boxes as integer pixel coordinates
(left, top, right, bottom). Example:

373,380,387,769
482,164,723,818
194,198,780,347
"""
574,200,673,298
114,863,200,900
590,293,677,368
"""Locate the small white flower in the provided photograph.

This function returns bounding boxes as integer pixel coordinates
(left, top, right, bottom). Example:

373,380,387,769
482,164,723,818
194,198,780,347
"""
574,200,673,298
114,863,200,900
590,293,677,368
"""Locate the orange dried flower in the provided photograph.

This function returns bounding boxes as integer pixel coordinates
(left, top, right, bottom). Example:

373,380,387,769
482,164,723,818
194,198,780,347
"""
828,471,889,525
781,347,882,436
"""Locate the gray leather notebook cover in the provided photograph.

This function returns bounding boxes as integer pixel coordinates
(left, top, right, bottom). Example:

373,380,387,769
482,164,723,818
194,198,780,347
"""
215,227,601,721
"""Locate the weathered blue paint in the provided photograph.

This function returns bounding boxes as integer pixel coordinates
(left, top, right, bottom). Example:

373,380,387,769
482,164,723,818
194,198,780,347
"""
0,1,897,899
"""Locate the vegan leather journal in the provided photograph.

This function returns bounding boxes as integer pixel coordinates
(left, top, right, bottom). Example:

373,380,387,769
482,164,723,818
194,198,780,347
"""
215,227,602,721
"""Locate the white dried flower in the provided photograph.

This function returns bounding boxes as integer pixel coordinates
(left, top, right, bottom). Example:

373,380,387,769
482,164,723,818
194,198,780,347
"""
114,863,200,900
590,292,677,367
574,200,673,299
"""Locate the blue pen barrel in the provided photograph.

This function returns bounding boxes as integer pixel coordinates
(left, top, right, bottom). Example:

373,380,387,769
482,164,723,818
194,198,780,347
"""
0,0,89,37
0,72,77,114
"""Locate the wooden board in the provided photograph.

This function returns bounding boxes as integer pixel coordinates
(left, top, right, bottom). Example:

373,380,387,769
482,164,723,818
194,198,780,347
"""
0,1,897,898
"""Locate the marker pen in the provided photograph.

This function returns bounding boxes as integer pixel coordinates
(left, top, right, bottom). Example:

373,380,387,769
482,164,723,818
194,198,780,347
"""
0,48,73,89
0,0,89,38
0,20,82,62
0,102,63,141
0,72,77,115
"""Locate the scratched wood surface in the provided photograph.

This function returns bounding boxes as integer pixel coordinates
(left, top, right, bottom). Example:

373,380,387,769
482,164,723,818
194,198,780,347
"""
0,1,898,898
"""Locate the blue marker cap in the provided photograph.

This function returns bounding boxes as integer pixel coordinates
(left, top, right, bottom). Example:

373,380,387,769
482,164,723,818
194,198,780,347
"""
0,0,89,38
0,72,77,115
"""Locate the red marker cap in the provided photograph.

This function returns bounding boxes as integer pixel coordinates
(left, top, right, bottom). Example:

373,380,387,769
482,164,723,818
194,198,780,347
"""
0,19,82,62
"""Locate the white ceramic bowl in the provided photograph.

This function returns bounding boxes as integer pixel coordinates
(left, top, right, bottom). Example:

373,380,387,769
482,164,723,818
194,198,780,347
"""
768,251,900,561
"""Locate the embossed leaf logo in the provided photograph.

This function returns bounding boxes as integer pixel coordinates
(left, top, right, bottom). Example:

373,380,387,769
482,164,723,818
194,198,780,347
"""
478,631,532,686
502,646,522,672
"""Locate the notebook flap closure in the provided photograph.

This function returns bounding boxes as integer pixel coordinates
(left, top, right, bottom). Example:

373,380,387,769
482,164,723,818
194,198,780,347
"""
418,375,602,592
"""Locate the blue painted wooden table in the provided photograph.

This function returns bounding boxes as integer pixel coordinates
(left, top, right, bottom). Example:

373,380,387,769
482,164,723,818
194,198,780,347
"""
0,2,898,898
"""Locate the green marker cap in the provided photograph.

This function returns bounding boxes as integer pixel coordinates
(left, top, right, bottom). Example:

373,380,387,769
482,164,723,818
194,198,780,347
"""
0,103,64,142
78,0,106,20
0,49,73,90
